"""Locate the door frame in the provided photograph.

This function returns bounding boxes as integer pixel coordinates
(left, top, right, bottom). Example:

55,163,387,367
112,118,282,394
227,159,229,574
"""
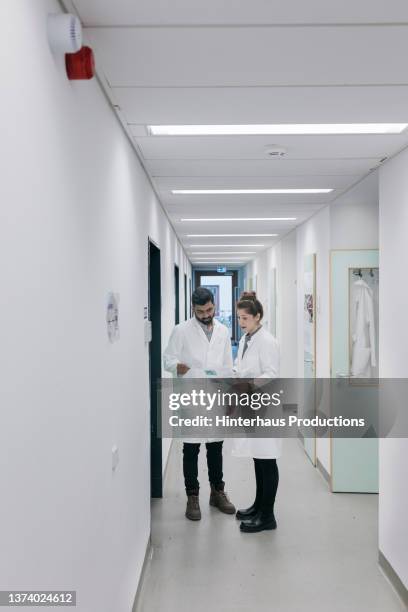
194,269,238,342
174,264,180,325
148,238,162,498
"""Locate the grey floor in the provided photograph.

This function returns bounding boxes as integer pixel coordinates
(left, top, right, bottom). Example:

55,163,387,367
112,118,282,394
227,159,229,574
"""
135,440,406,612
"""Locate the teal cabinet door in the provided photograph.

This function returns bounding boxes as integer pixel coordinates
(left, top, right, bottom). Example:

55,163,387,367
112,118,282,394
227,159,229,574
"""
330,250,379,493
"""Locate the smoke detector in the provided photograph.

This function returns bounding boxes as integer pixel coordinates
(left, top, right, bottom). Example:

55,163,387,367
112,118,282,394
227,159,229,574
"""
47,13,83,54
265,145,287,158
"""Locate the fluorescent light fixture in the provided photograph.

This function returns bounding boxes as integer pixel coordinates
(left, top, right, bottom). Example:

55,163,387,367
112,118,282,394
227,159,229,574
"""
190,252,256,255
191,257,250,260
194,262,245,265
188,244,265,247
149,123,408,136
181,217,296,222
187,234,278,237
173,189,332,195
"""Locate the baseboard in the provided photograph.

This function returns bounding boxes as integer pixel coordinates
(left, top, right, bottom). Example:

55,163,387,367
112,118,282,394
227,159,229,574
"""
132,535,153,612
316,458,330,485
162,438,173,485
132,440,174,610
379,550,408,609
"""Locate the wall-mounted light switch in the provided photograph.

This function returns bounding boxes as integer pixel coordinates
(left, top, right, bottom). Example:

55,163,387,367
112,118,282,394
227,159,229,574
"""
112,445,119,472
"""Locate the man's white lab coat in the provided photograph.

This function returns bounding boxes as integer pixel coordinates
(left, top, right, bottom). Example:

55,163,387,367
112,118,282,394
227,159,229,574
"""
163,317,233,377
163,317,233,442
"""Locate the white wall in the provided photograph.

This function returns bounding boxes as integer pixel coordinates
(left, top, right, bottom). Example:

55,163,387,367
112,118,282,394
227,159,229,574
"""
331,173,379,250
378,151,408,589
296,206,331,379
244,172,379,475
296,207,331,470
0,2,189,611
320,172,378,471
277,232,298,379
244,234,297,379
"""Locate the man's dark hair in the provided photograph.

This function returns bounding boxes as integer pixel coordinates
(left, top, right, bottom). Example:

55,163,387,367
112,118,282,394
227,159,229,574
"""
192,286,214,306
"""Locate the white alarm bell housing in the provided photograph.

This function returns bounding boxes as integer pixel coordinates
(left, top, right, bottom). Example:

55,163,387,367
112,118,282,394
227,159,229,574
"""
47,13,83,54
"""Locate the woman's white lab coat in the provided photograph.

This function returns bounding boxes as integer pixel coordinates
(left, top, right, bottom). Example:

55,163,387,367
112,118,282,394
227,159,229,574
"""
232,326,282,459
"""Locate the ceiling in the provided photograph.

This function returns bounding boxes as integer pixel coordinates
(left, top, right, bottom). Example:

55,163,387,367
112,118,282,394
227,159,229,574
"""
66,0,408,266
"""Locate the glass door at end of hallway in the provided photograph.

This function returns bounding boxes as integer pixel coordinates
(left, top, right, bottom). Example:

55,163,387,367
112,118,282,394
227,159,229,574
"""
194,270,239,343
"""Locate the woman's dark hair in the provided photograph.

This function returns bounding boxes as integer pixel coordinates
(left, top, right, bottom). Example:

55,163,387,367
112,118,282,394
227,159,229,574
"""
192,286,215,306
236,291,263,319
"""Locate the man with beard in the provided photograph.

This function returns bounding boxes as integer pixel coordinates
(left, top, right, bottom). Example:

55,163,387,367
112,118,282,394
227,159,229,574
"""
163,286,236,521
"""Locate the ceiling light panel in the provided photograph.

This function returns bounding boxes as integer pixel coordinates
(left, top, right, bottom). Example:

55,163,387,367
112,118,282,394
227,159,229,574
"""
188,244,265,247
172,189,332,195
191,256,250,259
186,234,278,237
181,217,296,222
149,123,408,136
190,252,256,254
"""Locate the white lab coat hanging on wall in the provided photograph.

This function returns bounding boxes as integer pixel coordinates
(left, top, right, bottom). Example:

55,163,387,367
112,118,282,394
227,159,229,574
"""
232,326,282,459
350,279,376,377
163,317,233,442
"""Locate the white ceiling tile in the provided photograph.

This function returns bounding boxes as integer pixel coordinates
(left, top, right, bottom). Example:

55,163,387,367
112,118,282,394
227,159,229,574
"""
166,204,324,215
87,26,408,87
114,86,408,125
75,0,408,26
145,158,382,177
134,134,406,160
154,175,357,191
161,193,337,209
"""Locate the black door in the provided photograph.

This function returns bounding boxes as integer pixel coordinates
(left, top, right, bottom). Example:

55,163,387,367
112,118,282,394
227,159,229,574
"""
174,265,180,324
184,273,188,320
149,240,162,498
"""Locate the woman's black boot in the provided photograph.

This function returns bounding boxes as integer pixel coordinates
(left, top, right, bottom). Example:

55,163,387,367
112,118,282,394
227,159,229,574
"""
240,458,279,532
236,504,258,520
235,459,263,520
239,510,277,533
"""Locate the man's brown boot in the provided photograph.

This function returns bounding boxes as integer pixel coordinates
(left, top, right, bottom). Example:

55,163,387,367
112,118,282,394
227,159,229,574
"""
185,494,201,521
209,485,236,514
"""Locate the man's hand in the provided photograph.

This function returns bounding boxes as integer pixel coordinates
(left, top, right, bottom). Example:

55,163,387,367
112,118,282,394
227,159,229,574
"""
177,363,190,376
231,380,252,393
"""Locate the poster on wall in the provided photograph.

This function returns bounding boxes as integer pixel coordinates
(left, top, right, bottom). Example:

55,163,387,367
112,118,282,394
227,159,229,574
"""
107,292,120,343
270,268,277,337
302,254,317,465
303,254,316,378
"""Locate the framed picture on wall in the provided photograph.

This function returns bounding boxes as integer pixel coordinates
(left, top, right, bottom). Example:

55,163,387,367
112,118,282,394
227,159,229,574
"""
304,254,316,377
302,253,317,465
270,267,277,336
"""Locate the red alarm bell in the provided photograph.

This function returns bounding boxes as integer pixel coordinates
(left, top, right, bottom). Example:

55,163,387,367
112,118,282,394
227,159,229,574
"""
65,46,95,80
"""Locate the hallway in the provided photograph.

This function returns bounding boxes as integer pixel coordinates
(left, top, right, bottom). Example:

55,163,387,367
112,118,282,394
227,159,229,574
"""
2,2,408,609
135,440,405,612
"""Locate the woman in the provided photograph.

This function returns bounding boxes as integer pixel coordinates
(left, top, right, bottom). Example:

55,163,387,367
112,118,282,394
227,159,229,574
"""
232,291,281,533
